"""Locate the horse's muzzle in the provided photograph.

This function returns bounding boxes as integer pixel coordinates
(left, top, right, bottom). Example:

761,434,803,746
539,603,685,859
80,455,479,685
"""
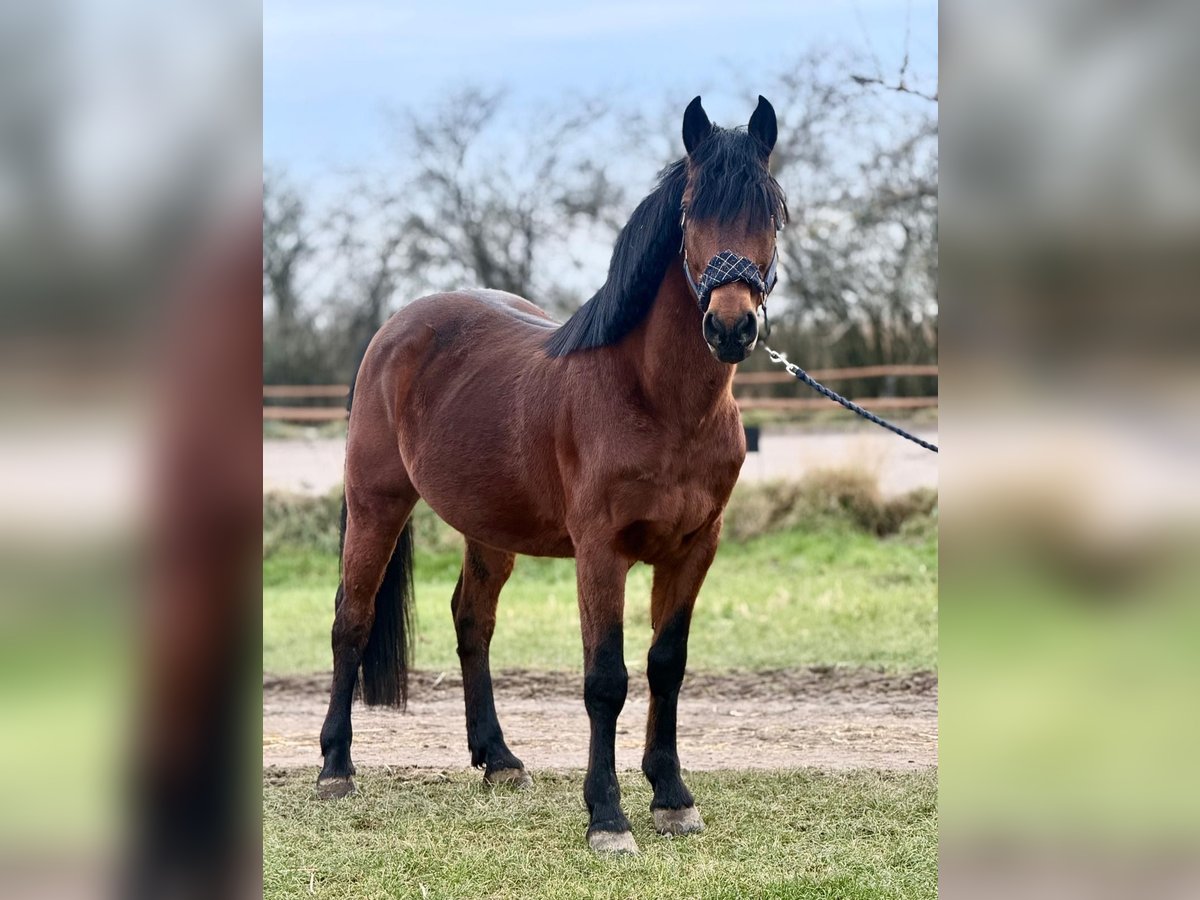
703,310,758,364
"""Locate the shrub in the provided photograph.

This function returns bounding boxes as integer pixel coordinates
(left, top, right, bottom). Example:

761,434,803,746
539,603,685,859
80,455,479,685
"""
263,490,342,557
723,470,937,541
263,492,466,558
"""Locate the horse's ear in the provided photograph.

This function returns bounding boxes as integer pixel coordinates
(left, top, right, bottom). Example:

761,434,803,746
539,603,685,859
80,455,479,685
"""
682,96,713,155
748,95,777,158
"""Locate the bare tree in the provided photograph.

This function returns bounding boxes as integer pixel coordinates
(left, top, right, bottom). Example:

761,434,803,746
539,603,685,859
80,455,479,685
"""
263,170,343,384
262,169,313,326
319,181,410,372
383,88,624,314
263,90,627,382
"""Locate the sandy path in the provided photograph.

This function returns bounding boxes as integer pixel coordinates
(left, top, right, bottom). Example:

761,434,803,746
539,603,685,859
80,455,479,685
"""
263,425,938,499
264,668,937,773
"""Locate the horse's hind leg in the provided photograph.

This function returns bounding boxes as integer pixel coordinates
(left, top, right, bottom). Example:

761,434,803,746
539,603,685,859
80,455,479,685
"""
641,520,720,836
453,540,530,787
316,481,416,799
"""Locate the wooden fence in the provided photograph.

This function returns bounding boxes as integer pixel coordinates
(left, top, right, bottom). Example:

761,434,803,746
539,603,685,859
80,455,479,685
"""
264,365,937,421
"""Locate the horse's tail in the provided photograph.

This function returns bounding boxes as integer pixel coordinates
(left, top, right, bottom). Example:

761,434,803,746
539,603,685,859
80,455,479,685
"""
335,363,416,709
354,515,415,708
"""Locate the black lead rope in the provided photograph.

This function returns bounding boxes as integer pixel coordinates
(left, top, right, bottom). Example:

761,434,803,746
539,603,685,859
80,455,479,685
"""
760,345,939,454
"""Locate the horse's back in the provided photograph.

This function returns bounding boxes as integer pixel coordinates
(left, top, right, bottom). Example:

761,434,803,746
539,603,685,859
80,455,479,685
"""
364,287,562,421
391,289,557,343
357,288,560,402
465,289,559,327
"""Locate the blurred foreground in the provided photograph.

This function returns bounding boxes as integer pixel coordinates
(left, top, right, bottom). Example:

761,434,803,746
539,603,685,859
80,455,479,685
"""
941,0,1200,895
0,1,261,898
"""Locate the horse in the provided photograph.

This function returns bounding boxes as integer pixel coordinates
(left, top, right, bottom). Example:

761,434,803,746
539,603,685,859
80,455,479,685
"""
317,95,787,854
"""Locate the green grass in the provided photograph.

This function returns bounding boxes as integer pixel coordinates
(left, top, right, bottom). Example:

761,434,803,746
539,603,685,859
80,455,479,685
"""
263,768,937,900
263,524,937,676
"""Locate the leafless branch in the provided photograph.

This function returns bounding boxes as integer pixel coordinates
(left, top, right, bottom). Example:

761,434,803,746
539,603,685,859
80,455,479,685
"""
850,73,938,103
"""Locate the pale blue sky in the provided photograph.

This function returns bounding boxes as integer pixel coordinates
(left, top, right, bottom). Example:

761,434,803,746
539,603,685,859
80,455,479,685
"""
264,0,937,178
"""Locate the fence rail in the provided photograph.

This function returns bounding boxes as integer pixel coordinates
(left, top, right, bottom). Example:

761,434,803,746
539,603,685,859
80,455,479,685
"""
264,364,937,422
263,384,350,398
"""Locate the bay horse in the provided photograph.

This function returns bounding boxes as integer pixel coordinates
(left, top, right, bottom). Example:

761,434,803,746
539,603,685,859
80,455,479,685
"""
317,96,787,854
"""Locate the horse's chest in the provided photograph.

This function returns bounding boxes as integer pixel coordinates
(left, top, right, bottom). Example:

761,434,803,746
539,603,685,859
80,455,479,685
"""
608,435,743,562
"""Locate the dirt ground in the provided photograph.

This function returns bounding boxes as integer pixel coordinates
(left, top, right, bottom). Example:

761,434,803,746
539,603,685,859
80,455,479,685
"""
263,425,939,499
264,668,937,773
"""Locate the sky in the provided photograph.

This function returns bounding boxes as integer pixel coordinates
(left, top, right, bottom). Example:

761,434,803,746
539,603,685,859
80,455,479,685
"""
264,0,937,180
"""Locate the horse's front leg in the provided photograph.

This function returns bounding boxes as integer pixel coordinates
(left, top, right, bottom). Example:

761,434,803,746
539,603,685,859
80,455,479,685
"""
642,519,720,835
575,541,637,854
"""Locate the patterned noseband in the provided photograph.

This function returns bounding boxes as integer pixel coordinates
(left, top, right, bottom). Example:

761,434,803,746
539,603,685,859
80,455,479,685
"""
682,247,778,313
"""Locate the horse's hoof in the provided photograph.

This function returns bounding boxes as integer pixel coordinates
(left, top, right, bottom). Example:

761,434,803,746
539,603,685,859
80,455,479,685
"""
587,829,640,854
315,775,356,800
653,806,705,835
484,767,533,789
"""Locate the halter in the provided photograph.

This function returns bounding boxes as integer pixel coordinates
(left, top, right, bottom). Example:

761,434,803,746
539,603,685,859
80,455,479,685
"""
680,214,779,334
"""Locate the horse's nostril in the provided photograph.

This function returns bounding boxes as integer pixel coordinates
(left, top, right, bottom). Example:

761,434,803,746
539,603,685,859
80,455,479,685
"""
702,310,721,343
737,311,758,344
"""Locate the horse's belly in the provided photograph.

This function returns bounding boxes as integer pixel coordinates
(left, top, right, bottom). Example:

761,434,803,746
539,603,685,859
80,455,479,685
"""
433,498,575,558
406,447,574,558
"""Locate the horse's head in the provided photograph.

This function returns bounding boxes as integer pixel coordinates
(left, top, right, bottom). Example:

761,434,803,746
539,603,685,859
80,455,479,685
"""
679,96,785,364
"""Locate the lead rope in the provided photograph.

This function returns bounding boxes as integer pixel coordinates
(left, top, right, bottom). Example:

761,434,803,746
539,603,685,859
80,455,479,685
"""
759,344,939,454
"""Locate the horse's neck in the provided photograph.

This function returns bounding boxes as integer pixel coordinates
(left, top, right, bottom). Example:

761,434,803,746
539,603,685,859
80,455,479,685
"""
622,261,736,424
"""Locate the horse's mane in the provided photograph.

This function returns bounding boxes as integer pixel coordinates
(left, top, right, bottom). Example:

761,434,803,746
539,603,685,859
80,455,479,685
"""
545,127,788,357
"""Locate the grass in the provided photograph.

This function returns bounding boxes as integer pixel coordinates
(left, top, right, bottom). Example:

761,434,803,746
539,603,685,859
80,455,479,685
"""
263,767,938,900
263,521,937,676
